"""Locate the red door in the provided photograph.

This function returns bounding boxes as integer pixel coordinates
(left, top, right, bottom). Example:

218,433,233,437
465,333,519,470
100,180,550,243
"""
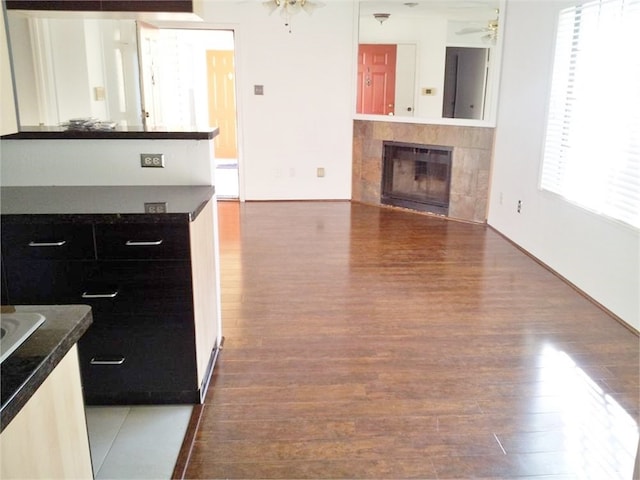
357,44,397,115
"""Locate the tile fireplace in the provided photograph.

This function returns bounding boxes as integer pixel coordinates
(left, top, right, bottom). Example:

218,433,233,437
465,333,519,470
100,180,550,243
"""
352,120,494,223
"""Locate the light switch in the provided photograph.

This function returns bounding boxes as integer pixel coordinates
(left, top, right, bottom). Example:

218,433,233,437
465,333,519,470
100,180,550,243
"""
94,86,105,101
254,85,264,95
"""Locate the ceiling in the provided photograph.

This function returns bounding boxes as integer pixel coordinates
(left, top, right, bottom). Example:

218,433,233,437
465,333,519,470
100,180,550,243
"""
358,0,500,22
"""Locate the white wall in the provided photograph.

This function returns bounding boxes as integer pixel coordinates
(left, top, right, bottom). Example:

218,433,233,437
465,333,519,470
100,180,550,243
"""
1,9,18,135
48,20,94,122
488,0,640,330
4,2,355,201
0,138,215,186
8,15,42,126
201,0,355,200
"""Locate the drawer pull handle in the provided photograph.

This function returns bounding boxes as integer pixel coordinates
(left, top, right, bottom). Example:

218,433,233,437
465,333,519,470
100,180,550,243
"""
28,240,67,247
90,356,125,365
125,240,163,246
82,291,118,299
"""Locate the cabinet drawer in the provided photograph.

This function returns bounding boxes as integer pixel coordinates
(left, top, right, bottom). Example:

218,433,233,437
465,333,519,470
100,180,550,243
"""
1,224,95,260
3,259,94,305
78,322,197,402
80,261,194,319
95,224,190,260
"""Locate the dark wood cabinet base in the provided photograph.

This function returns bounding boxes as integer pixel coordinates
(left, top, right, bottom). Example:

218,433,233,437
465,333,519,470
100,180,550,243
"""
5,0,197,13
81,346,220,405
1,188,218,406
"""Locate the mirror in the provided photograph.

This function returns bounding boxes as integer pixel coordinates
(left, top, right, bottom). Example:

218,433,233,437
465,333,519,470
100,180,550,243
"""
356,0,504,124
6,12,143,129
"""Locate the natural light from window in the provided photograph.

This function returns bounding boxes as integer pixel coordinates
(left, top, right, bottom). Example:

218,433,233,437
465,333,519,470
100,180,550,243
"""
539,344,639,479
541,0,640,229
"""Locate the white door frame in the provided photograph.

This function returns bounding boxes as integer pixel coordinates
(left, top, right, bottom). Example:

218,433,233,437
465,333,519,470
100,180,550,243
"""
143,21,245,202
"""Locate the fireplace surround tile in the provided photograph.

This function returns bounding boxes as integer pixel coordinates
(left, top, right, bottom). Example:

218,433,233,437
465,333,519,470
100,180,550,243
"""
352,120,494,223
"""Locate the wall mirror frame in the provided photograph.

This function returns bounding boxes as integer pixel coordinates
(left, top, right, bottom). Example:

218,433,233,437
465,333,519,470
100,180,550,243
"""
6,11,143,129
354,0,506,127
4,8,207,132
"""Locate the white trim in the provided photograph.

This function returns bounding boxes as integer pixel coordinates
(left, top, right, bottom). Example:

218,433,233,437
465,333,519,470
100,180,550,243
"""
134,20,245,202
351,0,506,127
28,18,59,125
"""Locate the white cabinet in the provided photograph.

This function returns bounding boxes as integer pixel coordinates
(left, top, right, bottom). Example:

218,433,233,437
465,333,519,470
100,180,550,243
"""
0,345,93,479
1,8,18,136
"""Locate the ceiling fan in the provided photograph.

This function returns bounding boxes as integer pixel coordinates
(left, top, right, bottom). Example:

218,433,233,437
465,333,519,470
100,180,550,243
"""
456,10,499,42
263,0,325,32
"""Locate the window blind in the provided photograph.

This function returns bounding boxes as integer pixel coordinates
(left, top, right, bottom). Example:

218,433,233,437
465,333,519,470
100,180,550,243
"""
541,0,640,229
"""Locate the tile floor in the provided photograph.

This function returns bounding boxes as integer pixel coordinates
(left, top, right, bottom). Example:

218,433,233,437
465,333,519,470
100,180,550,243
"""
85,405,192,479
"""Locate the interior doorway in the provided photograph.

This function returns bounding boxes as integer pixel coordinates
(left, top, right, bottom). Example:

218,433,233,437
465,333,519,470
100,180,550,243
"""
206,48,239,199
137,25,240,198
442,46,489,120
207,50,237,159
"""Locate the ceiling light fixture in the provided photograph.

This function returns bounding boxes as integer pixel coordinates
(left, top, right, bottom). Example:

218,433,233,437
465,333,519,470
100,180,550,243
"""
263,0,324,33
373,13,391,25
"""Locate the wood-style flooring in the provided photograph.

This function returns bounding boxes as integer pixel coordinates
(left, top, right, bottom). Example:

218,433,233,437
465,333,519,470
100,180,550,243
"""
183,201,639,479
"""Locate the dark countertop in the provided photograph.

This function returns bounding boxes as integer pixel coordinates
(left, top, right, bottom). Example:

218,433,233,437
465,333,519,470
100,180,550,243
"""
1,126,219,141
1,305,93,432
0,185,215,224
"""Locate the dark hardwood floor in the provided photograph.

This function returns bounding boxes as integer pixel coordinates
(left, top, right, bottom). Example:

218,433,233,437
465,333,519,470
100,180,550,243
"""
183,200,639,479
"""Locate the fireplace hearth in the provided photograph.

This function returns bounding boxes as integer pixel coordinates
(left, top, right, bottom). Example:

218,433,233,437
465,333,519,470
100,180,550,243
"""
381,141,453,215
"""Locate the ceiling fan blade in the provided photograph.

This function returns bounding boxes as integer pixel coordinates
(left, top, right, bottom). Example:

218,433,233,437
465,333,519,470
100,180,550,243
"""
456,27,487,35
301,0,324,14
281,1,302,16
262,0,279,15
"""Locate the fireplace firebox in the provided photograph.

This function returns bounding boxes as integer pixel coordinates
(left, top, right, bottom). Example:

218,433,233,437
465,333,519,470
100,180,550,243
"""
381,141,453,215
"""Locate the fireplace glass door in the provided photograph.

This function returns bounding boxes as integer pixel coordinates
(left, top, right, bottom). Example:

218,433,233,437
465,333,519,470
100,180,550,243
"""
381,142,453,215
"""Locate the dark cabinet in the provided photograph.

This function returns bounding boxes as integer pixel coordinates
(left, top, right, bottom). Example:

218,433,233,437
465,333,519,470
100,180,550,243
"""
1,224,95,260
94,223,191,260
1,199,218,405
5,0,199,13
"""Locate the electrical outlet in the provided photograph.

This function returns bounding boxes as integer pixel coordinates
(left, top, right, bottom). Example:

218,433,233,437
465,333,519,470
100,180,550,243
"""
140,154,165,168
517,200,522,213
144,202,168,214
317,167,325,177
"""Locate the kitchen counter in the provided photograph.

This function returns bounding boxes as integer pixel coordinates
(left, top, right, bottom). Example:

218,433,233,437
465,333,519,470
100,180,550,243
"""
0,304,93,431
0,185,215,224
1,184,220,405
1,126,219,141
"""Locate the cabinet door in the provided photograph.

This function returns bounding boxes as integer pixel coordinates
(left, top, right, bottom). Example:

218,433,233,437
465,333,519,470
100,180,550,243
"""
77,260,198,403
80,261,194,318
3,259,95,305
4,1,195,11
4,1,101,10
1,260,9,305
100,0,194,11
0,346,93,479
1,224,95,261
78,322,198,404
95,224,190,260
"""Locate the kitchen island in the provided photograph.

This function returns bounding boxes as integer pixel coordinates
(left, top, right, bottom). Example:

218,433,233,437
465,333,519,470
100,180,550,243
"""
1,304,92,429
0,304,94,478
1,185,220,405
